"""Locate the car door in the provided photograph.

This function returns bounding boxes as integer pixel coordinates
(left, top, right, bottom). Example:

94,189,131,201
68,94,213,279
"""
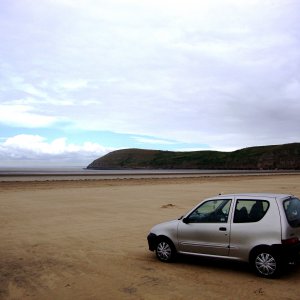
177,198,232,256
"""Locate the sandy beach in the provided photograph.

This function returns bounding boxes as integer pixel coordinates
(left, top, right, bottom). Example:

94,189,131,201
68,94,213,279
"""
1,174,300,300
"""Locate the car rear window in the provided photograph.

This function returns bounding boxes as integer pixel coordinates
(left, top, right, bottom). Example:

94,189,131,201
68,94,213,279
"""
283,197,300,227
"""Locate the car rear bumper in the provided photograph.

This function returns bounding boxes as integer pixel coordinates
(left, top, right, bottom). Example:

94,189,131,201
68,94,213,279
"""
273,242,300,263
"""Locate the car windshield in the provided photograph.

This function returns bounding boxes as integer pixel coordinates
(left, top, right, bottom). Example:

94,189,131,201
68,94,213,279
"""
283,197,300,227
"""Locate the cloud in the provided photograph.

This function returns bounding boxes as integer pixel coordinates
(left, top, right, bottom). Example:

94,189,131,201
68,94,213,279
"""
0,104,58,128
0,134,113,165
283,80,300,100
58,79,88,90
132,136,176,145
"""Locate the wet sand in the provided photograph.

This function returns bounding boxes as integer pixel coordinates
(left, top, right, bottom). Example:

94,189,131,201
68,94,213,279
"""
0,174,300,299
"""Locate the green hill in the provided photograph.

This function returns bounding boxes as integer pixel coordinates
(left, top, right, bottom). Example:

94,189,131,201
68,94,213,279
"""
87,143,300,170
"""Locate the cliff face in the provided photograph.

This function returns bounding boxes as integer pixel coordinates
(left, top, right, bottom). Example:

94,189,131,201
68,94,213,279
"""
87,143,300,170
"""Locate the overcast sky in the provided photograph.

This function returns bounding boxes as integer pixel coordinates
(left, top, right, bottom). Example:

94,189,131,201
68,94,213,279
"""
1,0,300,167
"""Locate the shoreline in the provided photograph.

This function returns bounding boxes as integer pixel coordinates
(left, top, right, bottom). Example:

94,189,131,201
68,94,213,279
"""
1,173,300,191
1,170,300,182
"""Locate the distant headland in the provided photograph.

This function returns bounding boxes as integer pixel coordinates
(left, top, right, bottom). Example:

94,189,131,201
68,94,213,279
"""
87,143,300,170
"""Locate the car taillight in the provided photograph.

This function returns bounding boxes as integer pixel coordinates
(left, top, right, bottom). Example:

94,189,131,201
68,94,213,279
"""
282,237,299,245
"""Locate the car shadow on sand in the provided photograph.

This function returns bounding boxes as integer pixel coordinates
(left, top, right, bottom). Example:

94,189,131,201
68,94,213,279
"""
169,254,300,279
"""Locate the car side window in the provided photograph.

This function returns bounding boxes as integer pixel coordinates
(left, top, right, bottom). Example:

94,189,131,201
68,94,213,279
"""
234,200,269,223
188,199,231,223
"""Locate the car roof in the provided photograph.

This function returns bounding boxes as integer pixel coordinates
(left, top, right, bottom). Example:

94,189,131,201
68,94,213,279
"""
215,193,293,200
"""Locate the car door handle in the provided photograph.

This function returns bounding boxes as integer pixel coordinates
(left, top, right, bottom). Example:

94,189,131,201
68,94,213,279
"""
219,227,227,231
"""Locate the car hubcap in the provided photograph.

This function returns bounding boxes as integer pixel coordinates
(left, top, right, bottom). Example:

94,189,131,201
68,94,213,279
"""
157,242,172,261
255,253,276,276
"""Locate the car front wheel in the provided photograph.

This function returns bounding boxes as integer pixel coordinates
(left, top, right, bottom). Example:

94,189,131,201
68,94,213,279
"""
156,238,176,262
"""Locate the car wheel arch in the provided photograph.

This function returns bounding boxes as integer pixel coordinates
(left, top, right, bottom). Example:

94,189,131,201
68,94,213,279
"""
249,244,281,262
156,235,176,248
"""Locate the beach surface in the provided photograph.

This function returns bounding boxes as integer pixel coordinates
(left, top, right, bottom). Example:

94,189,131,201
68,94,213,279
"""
1,174,300,299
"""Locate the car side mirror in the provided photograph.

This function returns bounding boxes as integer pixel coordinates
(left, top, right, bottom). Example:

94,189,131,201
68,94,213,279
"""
182,217,190,224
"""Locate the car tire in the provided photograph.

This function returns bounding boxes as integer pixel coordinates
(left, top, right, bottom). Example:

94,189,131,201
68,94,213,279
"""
155,238,176,262
251,249,281,278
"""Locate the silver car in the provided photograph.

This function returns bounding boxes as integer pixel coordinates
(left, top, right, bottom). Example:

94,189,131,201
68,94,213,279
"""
147,193,300,278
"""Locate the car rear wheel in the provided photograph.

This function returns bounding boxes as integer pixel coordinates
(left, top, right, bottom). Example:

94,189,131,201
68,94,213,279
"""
156,238,176,262
252,250,281,278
